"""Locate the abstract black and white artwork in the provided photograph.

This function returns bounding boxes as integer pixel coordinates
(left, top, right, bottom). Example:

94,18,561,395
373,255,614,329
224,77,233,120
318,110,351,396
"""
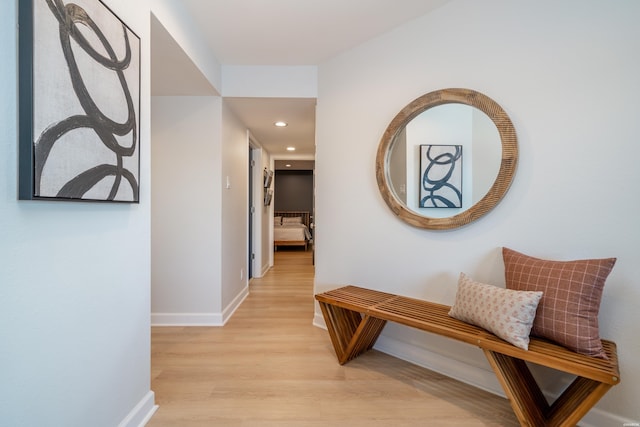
419,145,462,208
19,0,140,202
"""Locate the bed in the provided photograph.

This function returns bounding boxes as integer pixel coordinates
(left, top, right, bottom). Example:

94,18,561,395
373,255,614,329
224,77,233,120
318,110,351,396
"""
274,211,312,250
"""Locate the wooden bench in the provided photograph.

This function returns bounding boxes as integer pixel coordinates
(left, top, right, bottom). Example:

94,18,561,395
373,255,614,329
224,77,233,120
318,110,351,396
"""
315,285,620,427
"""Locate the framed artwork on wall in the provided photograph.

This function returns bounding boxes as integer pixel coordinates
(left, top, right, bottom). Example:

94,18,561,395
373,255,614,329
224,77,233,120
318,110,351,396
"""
18,0,141,202
264,189,273,206
419,144,462,208
263,168,273,188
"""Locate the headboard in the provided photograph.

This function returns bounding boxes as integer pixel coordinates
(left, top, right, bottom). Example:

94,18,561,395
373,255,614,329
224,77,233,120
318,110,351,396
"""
274,211,310,228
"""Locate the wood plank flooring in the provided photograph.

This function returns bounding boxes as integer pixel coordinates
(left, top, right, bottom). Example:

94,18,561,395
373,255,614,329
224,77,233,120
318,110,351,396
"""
149,248,519,426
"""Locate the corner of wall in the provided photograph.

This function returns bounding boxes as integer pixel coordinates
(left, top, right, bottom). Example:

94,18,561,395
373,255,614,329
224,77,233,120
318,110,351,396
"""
118,391,158,427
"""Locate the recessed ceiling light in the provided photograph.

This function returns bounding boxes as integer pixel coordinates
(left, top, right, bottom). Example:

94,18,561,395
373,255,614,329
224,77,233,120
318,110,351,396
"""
286,146,295,151
274,121,288,127
286,164,292,168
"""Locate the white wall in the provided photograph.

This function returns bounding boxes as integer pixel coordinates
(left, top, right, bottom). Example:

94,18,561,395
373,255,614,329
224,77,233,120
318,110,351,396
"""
315,0,640,424
221,102,251,310
149,10,252,325
0,0,155,426
151,96,223,324
150,0,221,93
221,65,317,98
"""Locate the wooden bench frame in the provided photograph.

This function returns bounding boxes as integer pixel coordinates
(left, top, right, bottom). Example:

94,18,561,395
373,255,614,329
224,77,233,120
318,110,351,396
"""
315,285,620,427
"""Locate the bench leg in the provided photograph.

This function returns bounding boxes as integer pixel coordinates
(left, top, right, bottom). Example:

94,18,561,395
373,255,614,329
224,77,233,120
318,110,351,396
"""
318,302,387,365
484,350,549,426
484,350,613,427
546,377,613,427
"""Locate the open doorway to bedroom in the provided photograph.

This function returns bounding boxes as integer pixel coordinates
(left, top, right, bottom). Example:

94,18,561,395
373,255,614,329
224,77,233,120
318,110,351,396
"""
273,160,315,266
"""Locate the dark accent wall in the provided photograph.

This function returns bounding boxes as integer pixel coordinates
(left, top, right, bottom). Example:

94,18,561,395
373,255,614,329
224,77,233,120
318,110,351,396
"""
274,170,313,212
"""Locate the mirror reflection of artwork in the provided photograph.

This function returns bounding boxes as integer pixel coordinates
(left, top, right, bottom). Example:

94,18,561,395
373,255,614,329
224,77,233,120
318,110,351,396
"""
419,145,462,208
20,0,141,202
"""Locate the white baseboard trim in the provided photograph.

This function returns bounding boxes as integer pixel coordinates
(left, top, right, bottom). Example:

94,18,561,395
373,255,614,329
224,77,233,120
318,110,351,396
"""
151,311,223,326
151,286,249,327
579,409,637,427
312,312,326,329
118,391,158,427
314,313,502,395
260,263,271,277
374,334,504,397
374,335,630,426
312,310,628,426
221,285,249,325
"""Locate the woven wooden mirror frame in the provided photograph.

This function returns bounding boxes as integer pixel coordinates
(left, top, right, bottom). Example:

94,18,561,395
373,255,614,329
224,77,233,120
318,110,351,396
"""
376,88,518,230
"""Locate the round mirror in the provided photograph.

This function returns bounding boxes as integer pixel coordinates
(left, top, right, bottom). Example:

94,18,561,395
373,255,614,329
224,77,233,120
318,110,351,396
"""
376,88,518,230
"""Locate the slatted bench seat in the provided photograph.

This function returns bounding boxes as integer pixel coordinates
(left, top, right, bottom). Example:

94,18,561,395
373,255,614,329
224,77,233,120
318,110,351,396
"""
315,285,620,427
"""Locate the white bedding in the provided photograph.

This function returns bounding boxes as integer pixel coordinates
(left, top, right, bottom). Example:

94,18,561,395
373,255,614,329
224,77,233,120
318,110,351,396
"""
274,223,311,242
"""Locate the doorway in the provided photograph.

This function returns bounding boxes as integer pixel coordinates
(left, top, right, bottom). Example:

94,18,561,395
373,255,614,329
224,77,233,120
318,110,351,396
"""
272,161,315,266
248,140,265,279
248,146,254,280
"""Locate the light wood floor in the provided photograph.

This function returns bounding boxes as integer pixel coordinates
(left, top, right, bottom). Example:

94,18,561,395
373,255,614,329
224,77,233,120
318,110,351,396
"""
149,249,519,426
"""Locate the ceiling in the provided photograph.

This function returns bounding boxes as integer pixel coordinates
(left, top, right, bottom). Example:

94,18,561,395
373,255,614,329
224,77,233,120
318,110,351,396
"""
151,0,451,160
225,97,317,157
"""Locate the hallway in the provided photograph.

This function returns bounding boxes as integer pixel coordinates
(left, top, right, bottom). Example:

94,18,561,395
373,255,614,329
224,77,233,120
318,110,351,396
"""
149,250,518,426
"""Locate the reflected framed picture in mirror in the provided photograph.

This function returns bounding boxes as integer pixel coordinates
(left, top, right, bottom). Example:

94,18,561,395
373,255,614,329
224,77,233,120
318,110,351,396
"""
419,144,462,208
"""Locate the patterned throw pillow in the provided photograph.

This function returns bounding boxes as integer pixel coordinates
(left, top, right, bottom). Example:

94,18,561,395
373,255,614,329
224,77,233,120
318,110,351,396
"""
449,273,543,350
502,247,616,358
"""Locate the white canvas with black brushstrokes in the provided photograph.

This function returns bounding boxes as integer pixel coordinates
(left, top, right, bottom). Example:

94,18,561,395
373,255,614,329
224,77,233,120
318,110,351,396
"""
33,0,140,201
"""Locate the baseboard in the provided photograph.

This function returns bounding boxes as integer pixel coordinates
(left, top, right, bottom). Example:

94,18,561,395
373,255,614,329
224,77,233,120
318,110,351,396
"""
312,310,629,426
374,333,505,397
260,263,271,277
374,334,631,426
579,409,638,427
151,286,249,326
118,391,158,427
312,312,326,329
221,285,249,324
314,312,501,394
151,311,224,326
315,312,501,395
